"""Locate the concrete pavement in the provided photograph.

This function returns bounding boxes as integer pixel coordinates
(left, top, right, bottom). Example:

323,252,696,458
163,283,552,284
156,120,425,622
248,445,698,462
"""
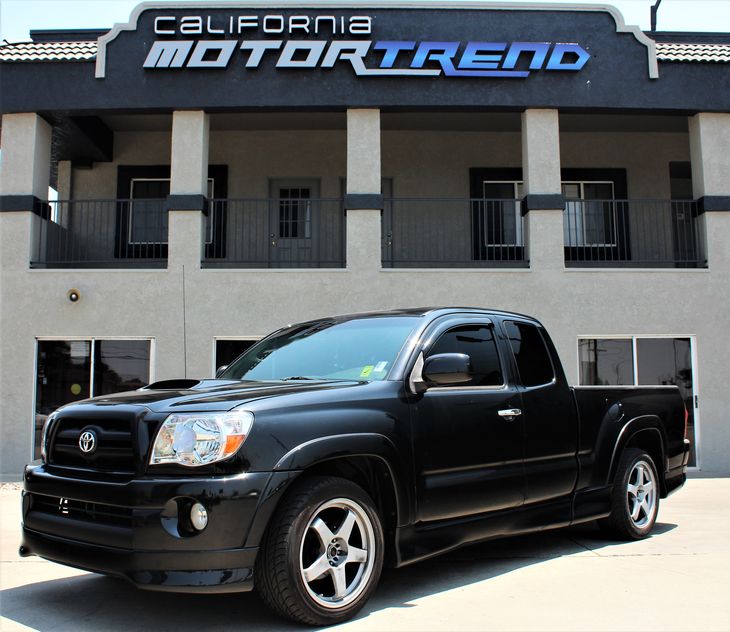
2,478,729,631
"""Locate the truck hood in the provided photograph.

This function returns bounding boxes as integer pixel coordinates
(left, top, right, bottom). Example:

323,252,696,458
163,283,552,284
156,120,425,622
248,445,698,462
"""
68,378,365,414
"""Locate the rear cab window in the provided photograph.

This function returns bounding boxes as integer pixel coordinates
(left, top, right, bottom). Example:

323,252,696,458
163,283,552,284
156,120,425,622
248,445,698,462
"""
503,321,555,387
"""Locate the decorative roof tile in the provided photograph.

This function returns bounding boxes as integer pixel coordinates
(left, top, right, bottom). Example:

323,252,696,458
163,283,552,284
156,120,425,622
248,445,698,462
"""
656,42,730,63
0,40,96,62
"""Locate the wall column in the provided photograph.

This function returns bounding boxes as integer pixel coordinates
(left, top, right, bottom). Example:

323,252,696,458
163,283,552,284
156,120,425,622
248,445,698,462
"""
0,113,52,474
167,110,209,270
0,113,52,270
521,109,564,271
689,113,730,268
345,109,382,272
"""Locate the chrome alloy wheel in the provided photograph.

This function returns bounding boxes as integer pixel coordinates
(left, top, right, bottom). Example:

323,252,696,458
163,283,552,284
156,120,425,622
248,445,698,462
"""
626,460,657,528
299,498,376,609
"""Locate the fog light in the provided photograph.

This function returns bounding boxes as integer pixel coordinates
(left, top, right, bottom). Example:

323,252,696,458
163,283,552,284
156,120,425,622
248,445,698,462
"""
190,502,208,531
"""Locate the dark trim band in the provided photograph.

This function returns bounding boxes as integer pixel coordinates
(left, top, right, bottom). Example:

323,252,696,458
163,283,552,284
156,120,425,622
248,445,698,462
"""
0,195,48,217
344,194,384,211
697,196,730,214
522,194,566,212
164,194,209,215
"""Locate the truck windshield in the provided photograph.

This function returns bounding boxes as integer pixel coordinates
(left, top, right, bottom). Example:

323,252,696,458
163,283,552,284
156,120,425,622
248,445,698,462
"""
219,316,419,382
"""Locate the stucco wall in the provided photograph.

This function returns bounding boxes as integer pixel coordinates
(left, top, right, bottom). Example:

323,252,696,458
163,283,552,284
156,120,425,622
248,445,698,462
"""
4,126,727,479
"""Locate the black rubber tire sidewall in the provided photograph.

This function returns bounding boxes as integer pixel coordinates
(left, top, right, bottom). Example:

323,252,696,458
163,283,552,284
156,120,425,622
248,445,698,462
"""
600,448,660,541
256,475,385,626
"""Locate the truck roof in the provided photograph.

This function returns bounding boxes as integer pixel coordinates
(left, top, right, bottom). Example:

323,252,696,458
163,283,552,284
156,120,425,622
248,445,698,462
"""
287,307,541,327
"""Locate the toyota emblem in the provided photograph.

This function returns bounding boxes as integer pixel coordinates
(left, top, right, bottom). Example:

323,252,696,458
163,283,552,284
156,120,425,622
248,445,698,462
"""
78,430,97,454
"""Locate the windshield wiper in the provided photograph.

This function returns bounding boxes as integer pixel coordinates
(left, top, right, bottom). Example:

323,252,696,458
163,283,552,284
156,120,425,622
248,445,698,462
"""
280,376,320,381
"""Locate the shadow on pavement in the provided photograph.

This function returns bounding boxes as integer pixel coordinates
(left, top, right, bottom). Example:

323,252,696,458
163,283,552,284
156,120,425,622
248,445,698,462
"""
1,521,677,631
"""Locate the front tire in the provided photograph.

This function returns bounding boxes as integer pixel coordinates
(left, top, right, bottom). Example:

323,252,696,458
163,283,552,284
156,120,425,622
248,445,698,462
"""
255,476,384,626
599,448,660,540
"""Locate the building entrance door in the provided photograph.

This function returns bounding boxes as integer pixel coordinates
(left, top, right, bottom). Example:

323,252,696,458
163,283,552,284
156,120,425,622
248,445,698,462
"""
269,179,319,267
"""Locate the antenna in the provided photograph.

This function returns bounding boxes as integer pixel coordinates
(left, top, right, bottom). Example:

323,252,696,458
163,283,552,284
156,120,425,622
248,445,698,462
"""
650,0,663,32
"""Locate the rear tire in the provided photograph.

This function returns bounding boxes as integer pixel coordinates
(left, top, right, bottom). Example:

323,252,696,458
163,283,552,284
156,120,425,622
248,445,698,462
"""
599,448,660,540
255,475,384,626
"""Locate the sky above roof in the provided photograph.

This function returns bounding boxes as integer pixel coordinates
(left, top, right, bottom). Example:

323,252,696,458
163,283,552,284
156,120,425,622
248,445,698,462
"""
1,0,729,42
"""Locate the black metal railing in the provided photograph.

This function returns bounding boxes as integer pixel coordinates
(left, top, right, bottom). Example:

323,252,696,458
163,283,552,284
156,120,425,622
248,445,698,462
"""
382,198,527,268
31,199,167,268
564,199,705,267
202,198,345,268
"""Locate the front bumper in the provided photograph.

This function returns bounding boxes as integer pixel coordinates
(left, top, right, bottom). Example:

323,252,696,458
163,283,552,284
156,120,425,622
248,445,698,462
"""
20,465,281,593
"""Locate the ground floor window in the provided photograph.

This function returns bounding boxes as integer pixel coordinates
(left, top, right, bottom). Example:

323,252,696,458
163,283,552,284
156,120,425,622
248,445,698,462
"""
34,339,151,459
215,339,259,374
578,336,698,467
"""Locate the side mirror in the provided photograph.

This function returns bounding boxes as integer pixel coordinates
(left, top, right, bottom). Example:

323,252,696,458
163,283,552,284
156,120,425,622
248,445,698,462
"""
422,353,472,386
215,365,228,378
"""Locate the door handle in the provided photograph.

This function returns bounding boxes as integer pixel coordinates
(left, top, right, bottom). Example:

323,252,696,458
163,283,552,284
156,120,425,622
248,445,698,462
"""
498,408,522,420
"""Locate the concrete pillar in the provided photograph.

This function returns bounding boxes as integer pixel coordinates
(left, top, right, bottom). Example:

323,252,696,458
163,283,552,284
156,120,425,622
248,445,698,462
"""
521,109,564,270
167,110,209,270
688,113,730,267
170,110,209,196
346,109,382,271
0,113,52,199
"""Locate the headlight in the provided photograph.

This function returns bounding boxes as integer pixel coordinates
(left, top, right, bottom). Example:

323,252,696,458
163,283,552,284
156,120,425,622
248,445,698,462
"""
40,413,57,463
149,410,254,467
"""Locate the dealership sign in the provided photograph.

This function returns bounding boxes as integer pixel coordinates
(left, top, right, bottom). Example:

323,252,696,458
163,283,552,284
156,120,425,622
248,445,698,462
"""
141,12,590,78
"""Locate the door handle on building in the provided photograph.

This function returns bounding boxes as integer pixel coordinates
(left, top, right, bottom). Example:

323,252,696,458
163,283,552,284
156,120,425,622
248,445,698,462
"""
498,408,522,420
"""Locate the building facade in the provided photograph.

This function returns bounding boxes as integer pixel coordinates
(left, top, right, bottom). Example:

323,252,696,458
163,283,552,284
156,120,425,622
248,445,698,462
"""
1,1,729,478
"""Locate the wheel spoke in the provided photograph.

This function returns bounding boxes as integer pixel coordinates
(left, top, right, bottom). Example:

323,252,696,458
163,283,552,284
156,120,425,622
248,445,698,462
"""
310,517,335,546
634,466,644,487
627,482,639,497
642,481,653,494
336,509,357,542
347,546,368,564
331,565,348,600
631,498,642,520
640,497,653,518
303,554,331,583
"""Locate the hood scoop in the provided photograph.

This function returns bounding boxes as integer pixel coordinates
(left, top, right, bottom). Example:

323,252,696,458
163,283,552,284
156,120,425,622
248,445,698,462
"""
143,379,203,390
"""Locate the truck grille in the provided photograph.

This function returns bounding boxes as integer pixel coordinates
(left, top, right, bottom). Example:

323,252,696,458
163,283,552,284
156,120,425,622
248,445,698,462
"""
29,493,134,528
49,416,136,474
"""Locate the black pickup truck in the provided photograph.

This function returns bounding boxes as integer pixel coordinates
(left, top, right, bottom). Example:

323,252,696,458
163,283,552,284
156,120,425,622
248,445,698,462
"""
21,308,690,625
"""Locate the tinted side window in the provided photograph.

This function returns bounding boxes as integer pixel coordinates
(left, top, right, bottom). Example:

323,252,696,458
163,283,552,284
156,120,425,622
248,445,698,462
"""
427,325,503,387
504,322,554,387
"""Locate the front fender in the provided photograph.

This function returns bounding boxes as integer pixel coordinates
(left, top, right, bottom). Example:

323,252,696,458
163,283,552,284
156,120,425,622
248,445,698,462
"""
244,433,410,548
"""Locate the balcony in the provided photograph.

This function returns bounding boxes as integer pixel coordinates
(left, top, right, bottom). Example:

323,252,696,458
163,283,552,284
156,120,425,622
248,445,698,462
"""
202,198,345,268
382,198,528,268
564,199,706,268
31,200,167,268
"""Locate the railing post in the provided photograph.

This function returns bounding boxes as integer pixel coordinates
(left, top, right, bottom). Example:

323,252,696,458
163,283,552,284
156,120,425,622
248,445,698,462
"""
521,109,564,270
346,109,382,272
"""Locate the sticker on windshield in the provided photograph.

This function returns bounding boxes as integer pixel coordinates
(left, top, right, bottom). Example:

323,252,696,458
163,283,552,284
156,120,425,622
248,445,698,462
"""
374,361,388,373
360,365,374,378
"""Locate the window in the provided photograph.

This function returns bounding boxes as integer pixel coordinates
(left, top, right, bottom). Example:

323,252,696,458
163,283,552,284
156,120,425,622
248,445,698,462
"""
578,339,634,385
278,187,312,239
562,181,617,247
129,177,215,244
504,322,554,387
116,165,228,260
427,325,503,387
215,339,258,373
35,339,152,458
480,181,524,246
579,336,697,467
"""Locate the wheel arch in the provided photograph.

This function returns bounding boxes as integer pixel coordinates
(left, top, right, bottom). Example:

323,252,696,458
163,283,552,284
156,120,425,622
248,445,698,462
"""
245,434,409,565
607,417,668,496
